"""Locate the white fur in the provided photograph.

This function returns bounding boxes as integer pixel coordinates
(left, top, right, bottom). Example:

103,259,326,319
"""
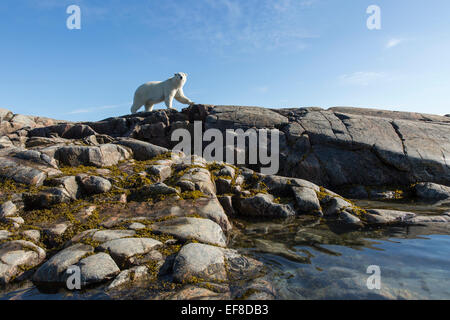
130,72,194,114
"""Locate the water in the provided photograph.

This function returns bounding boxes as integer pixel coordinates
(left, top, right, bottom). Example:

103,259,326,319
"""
1,200,450,300
230,200,450,300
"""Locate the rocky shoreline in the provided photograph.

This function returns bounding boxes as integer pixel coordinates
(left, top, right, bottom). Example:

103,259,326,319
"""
1,105,449,299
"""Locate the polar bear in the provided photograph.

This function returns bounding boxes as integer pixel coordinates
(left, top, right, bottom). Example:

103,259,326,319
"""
130,72,194,114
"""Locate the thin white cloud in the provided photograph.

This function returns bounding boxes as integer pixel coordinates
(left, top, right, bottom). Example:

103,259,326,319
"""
145,0,318,53
339,72,387,86
31,0,73,9
68,109,90,115
255,86,269,93
67,102,130,115
30,0,129,21
273,0,316,11
386,38,404,49
30,1,318,54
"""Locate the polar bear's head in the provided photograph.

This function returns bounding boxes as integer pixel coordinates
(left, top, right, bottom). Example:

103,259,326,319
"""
172,72,188,87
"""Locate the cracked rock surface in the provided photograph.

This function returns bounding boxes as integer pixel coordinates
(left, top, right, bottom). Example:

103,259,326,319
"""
1,105,449,300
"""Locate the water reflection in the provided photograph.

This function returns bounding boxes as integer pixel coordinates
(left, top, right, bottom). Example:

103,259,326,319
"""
230,200,450,299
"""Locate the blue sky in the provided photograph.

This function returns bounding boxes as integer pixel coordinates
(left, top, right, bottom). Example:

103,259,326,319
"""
1,0,449,121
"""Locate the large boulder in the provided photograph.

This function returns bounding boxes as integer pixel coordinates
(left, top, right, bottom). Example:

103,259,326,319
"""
29,123,97,139
291,186,322,215
195,196,232,233
83,117,131,137
54,144,131,167
107,265,149,290
50,176,82,200
277,107,450,188
365,209,450,226
10,114,36,128
238,193,296,218
11,149,58,169
77,253,120,286
0,158,47,186
77,175,112,194
0,108,13,122
365,209,416,224
261,175,320,193
138,182,178,197
409,214,450,224
177,167,216,196
322,197,353,216
173,243,228,283
173,243,263,283
23,187,71,209
33,243,94,284
25,136,70,149
43,223,71,242
0,201,17,219
0,230,11,241
97,237,162,268
147,164,172,182
339,210,362,226
151,217,227,247
414,182,450,200
0,240,46,284
0,112,61,136
115,138,168,161
204,105,289,130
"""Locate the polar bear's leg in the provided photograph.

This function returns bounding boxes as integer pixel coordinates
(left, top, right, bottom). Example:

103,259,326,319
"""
175,88,194,105
130,102,142,114
145,102,154,112
164,91,177,110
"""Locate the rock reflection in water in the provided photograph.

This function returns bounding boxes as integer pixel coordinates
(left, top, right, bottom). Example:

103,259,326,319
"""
229,201,450,299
